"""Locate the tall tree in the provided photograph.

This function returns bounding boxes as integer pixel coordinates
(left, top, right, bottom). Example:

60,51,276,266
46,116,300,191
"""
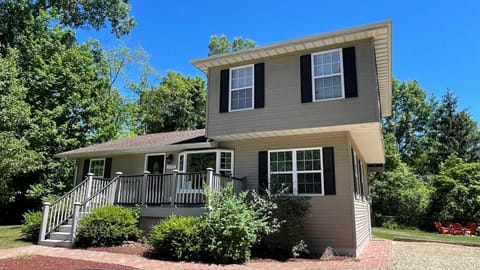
138,72,206,133
383,79,435,169
0,0,136,222
208,35,256,56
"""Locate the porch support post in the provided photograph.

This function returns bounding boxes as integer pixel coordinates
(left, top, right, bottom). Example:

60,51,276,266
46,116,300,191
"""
113,172,123,204
206,167,214,191
38,202,50,242
141,171,150,208
85,173,94,211
70,202,81,245
171,170,178,207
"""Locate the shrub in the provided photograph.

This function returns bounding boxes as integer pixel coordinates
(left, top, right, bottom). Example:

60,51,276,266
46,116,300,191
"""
256,192,311,258
201,183,276,264
75,205,141,247
20,211,42,242
148,215,203,261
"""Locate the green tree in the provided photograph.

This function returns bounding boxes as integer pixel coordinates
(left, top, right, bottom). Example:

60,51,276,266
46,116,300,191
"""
138,72,206,133
0,0,136,222
370,134,432,226
383,79,435,171
425,91,480,173
429,155,480,222
208,34,256,56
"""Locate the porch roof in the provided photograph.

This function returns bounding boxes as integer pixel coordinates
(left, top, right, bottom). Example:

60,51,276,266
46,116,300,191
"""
56,129,217,159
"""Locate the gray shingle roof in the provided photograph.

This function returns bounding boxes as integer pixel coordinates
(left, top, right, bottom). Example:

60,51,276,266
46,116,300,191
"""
56,129,208,158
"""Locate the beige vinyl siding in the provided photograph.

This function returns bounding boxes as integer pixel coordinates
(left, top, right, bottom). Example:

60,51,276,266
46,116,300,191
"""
207,39,380,138
348,134,372,256
219,132,356,255
75,152,181,182
354,200,371,256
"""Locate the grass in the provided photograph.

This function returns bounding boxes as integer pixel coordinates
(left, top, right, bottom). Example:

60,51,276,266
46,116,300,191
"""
373,227,480,245
0,225,32,249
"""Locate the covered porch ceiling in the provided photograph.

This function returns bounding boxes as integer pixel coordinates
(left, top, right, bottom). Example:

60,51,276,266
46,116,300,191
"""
210,122,385,164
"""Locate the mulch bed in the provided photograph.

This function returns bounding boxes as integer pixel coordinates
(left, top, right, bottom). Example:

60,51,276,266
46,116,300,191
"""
0,255,139,270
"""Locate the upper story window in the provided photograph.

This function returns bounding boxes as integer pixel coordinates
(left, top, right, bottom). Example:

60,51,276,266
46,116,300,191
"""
229,64,254,111
312,49,344,101
89,158,105,177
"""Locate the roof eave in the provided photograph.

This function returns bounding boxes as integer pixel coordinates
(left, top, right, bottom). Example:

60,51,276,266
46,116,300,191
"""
55,141,218,160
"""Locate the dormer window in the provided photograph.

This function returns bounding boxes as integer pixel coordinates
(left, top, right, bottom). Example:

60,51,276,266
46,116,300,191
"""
229,64,254,111
312,49,344,101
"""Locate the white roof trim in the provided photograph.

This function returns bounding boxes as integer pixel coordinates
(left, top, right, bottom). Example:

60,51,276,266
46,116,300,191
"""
191,21,392,116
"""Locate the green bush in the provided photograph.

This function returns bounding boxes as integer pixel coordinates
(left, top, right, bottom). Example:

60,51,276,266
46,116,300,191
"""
201,183,275,264
255,191,311,258
20,211,42,242
148,215,203,261
75,205,141,247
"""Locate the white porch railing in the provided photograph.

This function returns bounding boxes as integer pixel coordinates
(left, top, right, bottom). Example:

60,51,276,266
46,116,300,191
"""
38,168,245,246
38,174,111,242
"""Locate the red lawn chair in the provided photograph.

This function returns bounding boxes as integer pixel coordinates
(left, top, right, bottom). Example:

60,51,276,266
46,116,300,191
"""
434,221,450,234
452,223,465,235
467,223,477,235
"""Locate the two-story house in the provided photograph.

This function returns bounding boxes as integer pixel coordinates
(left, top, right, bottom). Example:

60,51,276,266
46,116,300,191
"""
42,21,392,257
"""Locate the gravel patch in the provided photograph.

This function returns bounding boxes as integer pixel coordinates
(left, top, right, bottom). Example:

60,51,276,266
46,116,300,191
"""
391,241,480,270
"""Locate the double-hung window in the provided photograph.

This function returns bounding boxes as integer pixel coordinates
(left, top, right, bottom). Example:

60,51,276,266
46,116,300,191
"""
312,49,344,101
229,64,254,111
89,158,105,177
269,148,324,195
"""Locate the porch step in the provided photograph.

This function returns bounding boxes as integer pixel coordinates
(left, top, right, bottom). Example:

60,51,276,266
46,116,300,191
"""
58,224,72,233
49,232,71,241
38,239,72,248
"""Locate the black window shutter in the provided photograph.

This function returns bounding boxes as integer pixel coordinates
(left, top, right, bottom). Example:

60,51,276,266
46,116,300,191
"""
351,149,358,195
219,69,230,113
254,63,265,109
323,147,336,195
300,54,313,103
342,47,358,98
104,158,112,178
258,151,268,195
82,159,90,178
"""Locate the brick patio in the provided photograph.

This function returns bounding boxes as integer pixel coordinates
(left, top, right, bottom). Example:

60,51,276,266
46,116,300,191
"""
0,240,391,270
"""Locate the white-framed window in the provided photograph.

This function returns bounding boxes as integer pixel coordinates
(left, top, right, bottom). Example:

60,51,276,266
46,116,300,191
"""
229,64,254,111
311,49,344,101
89,158,105,177
178,149,234,176
268,147,324,196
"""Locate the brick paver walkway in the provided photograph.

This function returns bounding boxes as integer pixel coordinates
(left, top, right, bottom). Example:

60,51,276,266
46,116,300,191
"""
0,240,391,270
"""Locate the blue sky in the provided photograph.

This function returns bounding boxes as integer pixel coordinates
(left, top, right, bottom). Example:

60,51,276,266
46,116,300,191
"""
77,0,480,121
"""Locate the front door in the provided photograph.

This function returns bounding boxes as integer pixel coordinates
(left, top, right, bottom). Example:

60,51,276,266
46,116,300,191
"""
146,155,165,174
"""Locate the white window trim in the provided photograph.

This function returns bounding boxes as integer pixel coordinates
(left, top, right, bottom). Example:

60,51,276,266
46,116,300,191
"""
177,149,234,175
229,64,255,112
311,48,345,102
268,147,324,196
89,158,106,178
144,153,166,173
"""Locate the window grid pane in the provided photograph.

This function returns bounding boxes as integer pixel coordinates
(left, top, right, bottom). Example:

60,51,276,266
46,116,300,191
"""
230,66,253,110
313,50,343,100
90,160,105,177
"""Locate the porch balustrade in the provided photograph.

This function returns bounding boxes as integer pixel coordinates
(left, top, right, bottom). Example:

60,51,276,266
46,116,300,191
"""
39,168,245,244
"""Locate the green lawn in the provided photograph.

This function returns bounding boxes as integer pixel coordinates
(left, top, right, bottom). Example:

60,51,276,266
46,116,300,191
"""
0,225,32,249
373,227,480,245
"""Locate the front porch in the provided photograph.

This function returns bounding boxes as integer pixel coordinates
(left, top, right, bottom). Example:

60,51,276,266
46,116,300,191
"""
38,169,245,247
